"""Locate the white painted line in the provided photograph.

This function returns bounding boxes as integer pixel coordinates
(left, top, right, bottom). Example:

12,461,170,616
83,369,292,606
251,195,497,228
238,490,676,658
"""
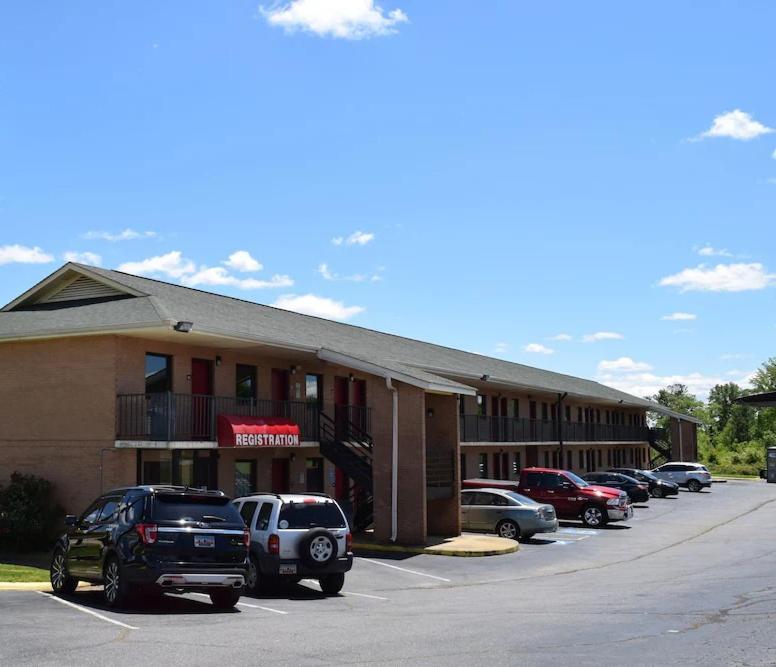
187,592,288,615
36,592,139,630
355,557,451,582
343,591,389,601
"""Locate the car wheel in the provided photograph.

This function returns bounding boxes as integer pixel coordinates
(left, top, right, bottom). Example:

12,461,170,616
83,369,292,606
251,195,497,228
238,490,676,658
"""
650,486,664,499
581,505,607,528
209,588,241,610
319,573,345,595
246,555,265,594
299,529,338,569
103,557,129,609
50,548,78,595
688,479,702,492
496,519,520,541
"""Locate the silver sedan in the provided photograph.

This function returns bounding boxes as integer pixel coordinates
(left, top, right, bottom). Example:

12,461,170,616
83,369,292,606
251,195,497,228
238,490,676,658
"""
461,488,558,540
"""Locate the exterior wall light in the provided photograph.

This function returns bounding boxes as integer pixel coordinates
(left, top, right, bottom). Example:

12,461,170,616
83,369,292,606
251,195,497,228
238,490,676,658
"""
481,374,490,381
173,321,193,333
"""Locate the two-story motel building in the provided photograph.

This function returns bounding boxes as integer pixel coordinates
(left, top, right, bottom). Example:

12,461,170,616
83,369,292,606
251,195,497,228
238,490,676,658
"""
0,263,700,544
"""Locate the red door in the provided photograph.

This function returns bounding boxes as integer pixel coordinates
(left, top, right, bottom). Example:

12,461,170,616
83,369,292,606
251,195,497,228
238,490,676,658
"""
271,458,290,493
271,369,289,416
335,468,348,501
191,359,213,439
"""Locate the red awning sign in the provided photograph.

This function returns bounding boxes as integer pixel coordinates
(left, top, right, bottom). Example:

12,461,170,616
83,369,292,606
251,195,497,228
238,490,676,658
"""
217,415,302,448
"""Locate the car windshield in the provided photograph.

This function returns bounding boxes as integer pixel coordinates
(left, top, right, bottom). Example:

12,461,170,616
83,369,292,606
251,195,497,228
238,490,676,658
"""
152,495,242,524
564,471,589,487
505,492,537,505
637,470,657,481
278,502,346,529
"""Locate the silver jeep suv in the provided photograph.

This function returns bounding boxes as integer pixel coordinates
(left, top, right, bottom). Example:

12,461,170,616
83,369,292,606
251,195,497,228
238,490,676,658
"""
233,492,353,595
651,462,712,492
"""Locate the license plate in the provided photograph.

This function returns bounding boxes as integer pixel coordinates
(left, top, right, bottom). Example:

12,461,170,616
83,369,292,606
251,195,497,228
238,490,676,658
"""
194,535,215,548
279,563,297,575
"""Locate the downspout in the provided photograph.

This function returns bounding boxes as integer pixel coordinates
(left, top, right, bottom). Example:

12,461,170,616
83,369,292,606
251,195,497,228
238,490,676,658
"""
385,377,399,542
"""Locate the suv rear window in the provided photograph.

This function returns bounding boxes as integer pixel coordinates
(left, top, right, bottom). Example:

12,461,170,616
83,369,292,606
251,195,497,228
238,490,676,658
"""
152,495,242,524
278,502,346,529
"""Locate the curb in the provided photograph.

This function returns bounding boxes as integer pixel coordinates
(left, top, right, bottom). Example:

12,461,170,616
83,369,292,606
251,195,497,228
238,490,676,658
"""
0,581,96,591
352,541,518,557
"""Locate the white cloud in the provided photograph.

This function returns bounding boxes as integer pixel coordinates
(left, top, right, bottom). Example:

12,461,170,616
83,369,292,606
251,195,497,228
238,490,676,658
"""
118,251,196,279
697,245,732,257
332,230,375,246
548,333,572,341
181,266,293,290
83,228,157,242
272,293,364,321
696,109,774,141
63,251,102,266
582,331,624,343
661,312,697,321
597,357,653,373
524,343,554,355
224,250,262,273
317,262,378,282
721,353,748,360
659,263,775,292
494,342,509,355
773,148,776,160
598,369,754,402
261,0,408,40
0,244,54,265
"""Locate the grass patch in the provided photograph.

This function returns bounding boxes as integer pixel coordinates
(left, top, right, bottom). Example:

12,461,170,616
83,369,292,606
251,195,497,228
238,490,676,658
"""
0,562,49,582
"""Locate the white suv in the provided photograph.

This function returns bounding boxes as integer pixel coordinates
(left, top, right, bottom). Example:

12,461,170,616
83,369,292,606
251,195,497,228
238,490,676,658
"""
233,492,353,595
651,462,712,492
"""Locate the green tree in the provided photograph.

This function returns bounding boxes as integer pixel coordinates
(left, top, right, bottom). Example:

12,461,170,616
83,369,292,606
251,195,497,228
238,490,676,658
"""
752,357,776,392
648,384,707,429
707,382,743,435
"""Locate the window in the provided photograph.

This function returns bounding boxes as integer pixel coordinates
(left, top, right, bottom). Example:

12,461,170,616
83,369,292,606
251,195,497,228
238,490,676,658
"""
566,451,572,469
81,500,104,525
141,450,173,485
607,449,612,466
512,452,521,475
550,404,556,421
478,453,488,477
151,495,241,523
578,450,584,468
543,451,549,467
484,493,509,506
145,353,171,393
305,374,323,409
565,406,571,421
577,407,583,422
605,410,610,425
512,399,519,417
476,395,487,416
596,409,601,423
279,502,347,529
541,403,549,420
98,497,122,523
529,401,537,419
236,364,257,400
239,501,258,525
235,460,257,497
597,450,602,468
461,492,475,506
256,502,273,531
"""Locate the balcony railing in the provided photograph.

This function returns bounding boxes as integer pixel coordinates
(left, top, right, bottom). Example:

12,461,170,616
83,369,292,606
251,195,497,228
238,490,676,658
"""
460,415,652,443
116,393,324,442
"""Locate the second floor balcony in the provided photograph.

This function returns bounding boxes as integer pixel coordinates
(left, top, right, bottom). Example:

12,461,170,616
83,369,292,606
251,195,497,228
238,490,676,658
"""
116,393,372,443
460,414,653,444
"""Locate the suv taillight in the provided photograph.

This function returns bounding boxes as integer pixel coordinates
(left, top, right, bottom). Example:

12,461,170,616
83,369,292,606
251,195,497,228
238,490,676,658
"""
346,532,352,552
243,528,250,548
268,533,280,555
135,523,158,545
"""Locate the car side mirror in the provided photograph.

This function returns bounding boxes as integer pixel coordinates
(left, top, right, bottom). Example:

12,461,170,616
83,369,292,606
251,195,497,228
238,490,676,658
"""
65,515,78,527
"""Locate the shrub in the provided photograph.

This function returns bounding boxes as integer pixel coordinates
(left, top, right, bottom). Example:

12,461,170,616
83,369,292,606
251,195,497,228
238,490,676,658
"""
0,472,63,551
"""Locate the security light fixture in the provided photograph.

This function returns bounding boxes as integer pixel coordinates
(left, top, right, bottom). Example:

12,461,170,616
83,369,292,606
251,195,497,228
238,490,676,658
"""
481,374,490,381
215,355,222,366
349,373,355,382
173,321,193,333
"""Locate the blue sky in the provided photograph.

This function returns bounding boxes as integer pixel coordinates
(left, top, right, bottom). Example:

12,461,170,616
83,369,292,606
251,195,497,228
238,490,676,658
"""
1,1,774,400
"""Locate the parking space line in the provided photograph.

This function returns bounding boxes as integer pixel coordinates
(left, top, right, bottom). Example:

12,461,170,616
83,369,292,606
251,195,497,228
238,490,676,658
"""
36,592,139,630
186,592,288,615
301,580,389,601
356,557,451,582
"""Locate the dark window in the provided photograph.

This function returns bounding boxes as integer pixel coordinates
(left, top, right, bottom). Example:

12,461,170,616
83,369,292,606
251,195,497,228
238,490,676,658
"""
530,401,537,419
235,460,257,497
512,399,519,417
539,473,563,489
151,495,242,523
484,493,509,506
550,404,556,421
524,472,543,487
542,403,549,420
606,410,610,424
543,451,549,467
476,395,487,416
565,406,571,421
239,501,258,525
80,500,104,525
566,451,572,469
597,450,602,467
278,502,346,529
596,409,601,423
305,374,323,409
577,407,583,422
578,451,584,468
461,492,475,506
145,353,171,393
236,364,257,399
256,502,273,531
478,452,488,477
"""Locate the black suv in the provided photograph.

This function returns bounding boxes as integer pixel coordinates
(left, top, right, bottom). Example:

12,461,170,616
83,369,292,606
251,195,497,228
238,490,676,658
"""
50,486,249,609
607,468,679,498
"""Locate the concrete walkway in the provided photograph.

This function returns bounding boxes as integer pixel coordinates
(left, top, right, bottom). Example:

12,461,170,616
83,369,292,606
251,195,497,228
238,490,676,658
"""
352,533,518,557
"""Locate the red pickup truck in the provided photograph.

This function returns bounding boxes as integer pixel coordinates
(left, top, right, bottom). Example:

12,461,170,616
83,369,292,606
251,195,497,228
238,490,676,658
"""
464,467,632,528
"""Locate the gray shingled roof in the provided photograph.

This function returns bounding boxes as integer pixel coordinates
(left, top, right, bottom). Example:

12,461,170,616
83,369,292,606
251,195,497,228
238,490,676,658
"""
0,263,702,423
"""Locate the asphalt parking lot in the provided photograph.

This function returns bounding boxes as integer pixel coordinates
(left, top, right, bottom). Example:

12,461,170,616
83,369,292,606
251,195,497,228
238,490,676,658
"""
2,480,776,666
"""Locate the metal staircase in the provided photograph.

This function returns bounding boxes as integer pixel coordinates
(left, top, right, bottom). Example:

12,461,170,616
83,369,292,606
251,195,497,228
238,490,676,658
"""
648,427,672,468
319,410,374,532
